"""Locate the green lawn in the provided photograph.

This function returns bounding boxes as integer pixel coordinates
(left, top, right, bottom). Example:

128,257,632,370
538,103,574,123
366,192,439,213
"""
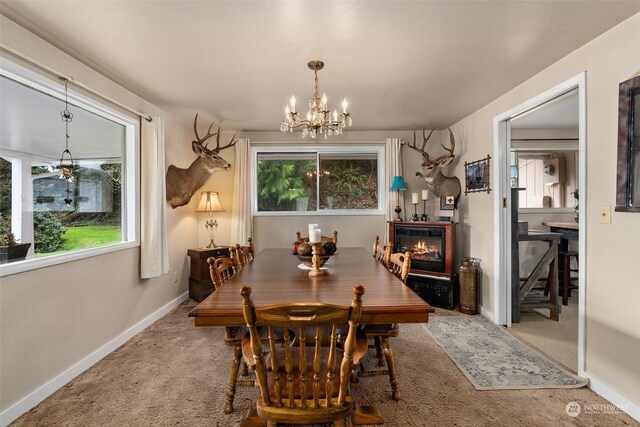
60,225,121,251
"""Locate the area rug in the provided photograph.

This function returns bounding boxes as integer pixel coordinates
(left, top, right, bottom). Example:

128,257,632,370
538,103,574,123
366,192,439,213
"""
423,316,588,390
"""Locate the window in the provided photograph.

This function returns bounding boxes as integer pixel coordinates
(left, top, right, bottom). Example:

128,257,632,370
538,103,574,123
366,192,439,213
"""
253,146,384,215
510,150,578,209
0,60,139,276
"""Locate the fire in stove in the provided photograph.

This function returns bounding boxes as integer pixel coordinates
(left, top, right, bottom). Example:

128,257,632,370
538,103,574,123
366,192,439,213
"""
411,240,441,260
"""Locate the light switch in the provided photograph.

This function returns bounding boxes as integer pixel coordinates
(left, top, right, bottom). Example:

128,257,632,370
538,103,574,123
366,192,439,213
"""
599,205,611,224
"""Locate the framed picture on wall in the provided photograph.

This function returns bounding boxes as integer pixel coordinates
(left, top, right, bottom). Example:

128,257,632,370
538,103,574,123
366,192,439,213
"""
434,197,455,219
440,195,455,211
464,155,492,194
615,74,640,212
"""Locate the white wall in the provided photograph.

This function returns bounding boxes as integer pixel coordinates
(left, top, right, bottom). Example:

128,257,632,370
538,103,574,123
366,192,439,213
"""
0,16,200,416
451,12,640,408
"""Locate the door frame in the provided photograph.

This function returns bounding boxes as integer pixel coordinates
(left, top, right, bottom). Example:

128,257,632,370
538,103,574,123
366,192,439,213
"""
492,72,586,376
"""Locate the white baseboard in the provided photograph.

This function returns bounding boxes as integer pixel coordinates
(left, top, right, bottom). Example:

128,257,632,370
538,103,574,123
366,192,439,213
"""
587,373,640,422
479,305,494,322
0,291,189,427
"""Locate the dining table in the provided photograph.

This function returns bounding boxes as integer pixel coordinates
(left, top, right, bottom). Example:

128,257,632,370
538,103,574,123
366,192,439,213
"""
189,247,434,326
541,221,578,253
189,246,434,425
542,221,579,304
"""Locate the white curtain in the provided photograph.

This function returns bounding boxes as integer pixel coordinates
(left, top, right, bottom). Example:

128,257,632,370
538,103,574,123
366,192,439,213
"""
230,138,252,246
140,116,170,279
385,138,404,243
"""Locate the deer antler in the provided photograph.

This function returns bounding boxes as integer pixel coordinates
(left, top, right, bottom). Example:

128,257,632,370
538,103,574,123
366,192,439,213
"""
212,128,238,152
430,128,456,166
408,128,435,162
193,113,219,145
442,128,455,156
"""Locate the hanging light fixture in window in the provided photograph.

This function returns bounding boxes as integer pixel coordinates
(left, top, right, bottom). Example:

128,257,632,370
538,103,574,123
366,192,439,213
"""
280,60,352,139
59,78,75,208
59,78,75,181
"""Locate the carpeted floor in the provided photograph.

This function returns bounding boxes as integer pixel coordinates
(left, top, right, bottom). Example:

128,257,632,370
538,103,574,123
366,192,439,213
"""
510,290,579,372
11,300,638,426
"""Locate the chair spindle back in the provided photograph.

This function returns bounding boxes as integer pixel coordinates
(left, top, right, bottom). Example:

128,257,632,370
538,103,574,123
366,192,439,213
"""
388,251,411,284
240,285,364,422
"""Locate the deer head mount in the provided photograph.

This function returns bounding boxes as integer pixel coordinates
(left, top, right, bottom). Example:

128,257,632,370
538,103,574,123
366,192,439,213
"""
408,128,462,208
166,114,237,208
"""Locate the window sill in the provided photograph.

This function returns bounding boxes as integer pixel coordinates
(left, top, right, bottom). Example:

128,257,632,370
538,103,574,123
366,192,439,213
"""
253,210,384,217
0,241,139,277
518,208,574,214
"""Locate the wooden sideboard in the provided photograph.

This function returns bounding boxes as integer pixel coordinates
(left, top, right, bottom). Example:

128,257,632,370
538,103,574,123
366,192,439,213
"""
187,247,230,302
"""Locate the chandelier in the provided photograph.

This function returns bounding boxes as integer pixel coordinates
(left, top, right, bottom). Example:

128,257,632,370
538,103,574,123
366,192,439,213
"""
280,60,352,139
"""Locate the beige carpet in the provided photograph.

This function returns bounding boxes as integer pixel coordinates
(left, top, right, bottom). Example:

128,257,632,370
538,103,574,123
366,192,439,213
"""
510,290,579,372
11,300,637,427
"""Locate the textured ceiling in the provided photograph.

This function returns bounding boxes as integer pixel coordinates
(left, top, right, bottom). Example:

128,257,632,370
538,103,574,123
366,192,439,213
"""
1,1,639,133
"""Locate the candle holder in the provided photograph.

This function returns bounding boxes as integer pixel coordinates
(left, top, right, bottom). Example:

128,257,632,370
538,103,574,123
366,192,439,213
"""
411,203,419,222
309,242,327,277
421,200,430,222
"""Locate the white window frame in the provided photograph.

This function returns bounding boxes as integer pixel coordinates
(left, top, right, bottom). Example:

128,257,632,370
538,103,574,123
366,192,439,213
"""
0,59,140,277
251,144,385,216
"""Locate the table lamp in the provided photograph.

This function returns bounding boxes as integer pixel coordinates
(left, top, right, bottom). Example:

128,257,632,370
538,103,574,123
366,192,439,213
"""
196,191,225,248
390,175,407,221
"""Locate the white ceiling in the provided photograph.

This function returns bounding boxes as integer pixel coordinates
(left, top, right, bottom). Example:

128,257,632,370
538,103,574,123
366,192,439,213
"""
0,75,125,161
511,89,579,129
1,1,639,134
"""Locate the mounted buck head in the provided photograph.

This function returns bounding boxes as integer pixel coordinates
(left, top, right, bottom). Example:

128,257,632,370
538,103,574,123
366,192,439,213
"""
408,128,462,208
166,114,237,208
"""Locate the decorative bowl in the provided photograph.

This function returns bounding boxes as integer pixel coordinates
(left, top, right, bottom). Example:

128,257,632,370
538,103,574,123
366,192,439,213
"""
297,254,331,268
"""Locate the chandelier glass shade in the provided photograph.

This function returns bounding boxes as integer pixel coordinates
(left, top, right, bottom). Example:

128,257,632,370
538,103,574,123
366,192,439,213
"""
280,60,352,139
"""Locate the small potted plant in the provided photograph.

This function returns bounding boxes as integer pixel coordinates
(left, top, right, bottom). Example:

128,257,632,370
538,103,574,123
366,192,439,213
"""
0,229,31,264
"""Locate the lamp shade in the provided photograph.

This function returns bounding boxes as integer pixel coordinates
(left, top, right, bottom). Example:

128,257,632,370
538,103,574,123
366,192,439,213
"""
195,191,225,212
389,175,408,191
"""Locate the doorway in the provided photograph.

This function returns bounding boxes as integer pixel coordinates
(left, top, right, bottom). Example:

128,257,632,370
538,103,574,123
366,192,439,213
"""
492,73,586,376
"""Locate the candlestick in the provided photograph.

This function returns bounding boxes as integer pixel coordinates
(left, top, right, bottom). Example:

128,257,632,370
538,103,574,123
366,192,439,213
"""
308,223,318,236
411,203,419,222
309,228,321,243
421,200,430,222
309,242,327,277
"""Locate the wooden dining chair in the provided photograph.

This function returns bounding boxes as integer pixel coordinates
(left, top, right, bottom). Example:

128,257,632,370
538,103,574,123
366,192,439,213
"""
210,257,237,290
372,236,392,269
240,284,365,427
231,237,254,271
360,251,411,401
296,230,338,245
207,256,253,414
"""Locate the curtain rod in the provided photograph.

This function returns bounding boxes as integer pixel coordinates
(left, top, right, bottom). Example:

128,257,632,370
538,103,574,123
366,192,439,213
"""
1,42,152,122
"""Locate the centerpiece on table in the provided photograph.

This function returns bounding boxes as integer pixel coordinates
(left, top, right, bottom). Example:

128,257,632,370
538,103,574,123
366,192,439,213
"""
291,225,338,276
